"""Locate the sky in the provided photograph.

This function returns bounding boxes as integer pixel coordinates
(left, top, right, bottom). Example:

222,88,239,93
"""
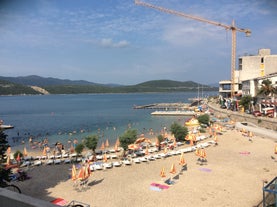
0,0,276,85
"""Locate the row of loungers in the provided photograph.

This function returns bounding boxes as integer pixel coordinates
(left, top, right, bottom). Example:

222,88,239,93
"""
89,139,215,171
20,135,212,169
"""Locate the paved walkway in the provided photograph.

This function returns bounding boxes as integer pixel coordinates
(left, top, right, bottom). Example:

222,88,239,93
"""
235,122,277,141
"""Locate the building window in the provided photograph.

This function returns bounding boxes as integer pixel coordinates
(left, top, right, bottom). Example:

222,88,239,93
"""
238,58,242,70
261,57,264,63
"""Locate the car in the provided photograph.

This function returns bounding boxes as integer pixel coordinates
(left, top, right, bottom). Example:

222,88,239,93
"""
252,111,262,117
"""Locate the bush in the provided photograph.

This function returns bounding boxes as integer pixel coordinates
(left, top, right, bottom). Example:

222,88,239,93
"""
197,114,210,126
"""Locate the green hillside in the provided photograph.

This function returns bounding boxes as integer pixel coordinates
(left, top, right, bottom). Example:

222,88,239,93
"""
0,76,218,95
0,80,41,95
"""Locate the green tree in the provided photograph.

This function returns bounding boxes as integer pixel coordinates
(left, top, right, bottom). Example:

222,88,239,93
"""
197,114,210,126
156,134,164,151
75,143,85,161
258,79,276,97
239,95,252,111
119,129,137,156
0,130,11,183
170,122,188,142
84,135,98,155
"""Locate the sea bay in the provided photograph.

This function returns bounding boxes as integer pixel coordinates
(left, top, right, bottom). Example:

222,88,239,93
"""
0,92,216,150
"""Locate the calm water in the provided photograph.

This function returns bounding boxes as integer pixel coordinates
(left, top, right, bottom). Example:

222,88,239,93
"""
0,92,216,149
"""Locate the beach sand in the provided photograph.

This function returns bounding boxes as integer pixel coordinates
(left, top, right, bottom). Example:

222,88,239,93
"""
15,128,277,207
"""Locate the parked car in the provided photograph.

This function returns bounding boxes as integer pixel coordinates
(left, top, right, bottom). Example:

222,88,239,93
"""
252,111,262,117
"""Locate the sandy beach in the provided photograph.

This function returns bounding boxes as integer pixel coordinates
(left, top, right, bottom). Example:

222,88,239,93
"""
14,127,277,207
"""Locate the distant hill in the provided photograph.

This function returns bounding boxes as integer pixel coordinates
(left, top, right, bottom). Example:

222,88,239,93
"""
0,75,100,87
0,79,41,95
0,75,218,95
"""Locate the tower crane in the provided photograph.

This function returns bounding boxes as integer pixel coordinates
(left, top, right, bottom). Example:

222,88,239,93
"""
135,0,251,98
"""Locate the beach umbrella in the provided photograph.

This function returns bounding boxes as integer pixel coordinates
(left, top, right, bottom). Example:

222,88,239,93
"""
173,139,177,148
214,134,218,144
195,148,200,157
100,142,105,150
42,147,47,156
105,139,110,148
164,146,168,154
155,138,160,147
145,145,149,155
16,153,21,163
6,147,11,155
114,143,118,152
160,167,166,178
77,166,85,180
103,153,108,163
128,144,139,151
134,137,145,144
84,164,91,178
199,149,207,160
115,138,120,146
179,153,186,166
71,164,77,181
6,155,10,166
169,164,176,174
23,147,28,157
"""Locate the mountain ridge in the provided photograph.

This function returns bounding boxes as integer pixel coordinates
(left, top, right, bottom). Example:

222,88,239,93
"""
0,75,218,95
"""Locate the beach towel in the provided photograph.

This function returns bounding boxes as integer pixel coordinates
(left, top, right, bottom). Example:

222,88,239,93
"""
199,168,212,172
150,182,170,190
239,151,250,155
51,198,67,206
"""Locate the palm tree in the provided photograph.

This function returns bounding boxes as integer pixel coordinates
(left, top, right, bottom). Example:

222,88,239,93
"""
257,79,276,98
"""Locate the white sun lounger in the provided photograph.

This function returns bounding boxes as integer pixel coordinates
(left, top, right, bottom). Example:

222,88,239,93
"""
103,162,113,169
46,159,54,165
122,159,132,166
54,159,62,165
113,161,122,167
33,160,42,166
133,158,141,164
63,158,71,164
140,157,148,162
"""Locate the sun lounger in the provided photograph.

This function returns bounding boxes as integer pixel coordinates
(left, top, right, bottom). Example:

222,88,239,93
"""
140,157,148,162
103,162,113,169
111,154,118,159
62,154,69,158
112,161,122,167
122,159,132,166
33,160,42,166
146,156,155,161
46,159,54,165
70,153,77,158
133,158,141,164
63,158,71,164
96,155,103,160
54,159,62,164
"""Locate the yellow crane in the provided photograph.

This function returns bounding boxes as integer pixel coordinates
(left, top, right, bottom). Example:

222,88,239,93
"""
135,0,251,98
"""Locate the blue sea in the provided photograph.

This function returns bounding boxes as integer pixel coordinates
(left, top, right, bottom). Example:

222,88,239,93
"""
0,92,216,150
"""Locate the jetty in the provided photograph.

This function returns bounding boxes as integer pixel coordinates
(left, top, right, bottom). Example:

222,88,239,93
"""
133,103,191,110
151,110,195,116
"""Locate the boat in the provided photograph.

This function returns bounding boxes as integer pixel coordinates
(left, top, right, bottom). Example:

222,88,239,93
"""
185,117,200,126
151,110,195,116
0,124,14,130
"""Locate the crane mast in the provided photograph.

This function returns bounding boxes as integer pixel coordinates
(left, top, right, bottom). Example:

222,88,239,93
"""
135,0,251,98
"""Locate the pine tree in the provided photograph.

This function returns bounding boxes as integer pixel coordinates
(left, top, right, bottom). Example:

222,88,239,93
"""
0,130,11,183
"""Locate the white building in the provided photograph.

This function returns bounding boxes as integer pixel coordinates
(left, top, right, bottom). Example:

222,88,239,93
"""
219,49,277,98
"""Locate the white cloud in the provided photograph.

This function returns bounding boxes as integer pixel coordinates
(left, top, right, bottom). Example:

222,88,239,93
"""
99,38,130,48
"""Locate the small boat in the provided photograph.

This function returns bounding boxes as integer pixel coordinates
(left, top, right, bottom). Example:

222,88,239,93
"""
0,124,14,130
